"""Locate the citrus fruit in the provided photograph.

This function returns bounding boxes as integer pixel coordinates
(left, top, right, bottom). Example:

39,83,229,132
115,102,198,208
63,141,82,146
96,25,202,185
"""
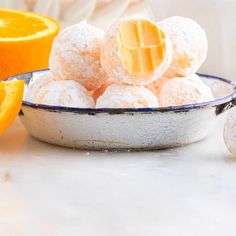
0,80,24,134
0,82,6,104
0,8,60,80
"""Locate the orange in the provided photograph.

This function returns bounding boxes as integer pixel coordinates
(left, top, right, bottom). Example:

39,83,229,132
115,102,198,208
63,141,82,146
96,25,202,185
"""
0,82,6,104
0,80,24,134
0,8,60,80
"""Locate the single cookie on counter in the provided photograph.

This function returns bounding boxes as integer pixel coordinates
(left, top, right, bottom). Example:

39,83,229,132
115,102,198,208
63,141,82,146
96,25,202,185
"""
224,108,236,157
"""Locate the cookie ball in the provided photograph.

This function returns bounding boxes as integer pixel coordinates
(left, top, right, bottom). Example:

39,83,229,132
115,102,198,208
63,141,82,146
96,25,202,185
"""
224,108,236,157
100,17,173,85
146,76,170,98
96,84,159,108
32,75,95,108
158,16,208,77
92,79,116,102
27,71,55,102
159,75,214,107
146,73,203,98
49,22,107,91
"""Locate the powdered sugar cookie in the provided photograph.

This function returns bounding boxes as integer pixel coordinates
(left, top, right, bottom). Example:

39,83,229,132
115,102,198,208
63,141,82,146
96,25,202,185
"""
159,76,214,107
186,73,205,85
34,79,95,108
100,17,173,85
92,79,116,101
224,108,236,157
27,71,55,102
146,76,170,98
146,73,203,98
96,84,159,108
158,16,208,78
49,22,107,91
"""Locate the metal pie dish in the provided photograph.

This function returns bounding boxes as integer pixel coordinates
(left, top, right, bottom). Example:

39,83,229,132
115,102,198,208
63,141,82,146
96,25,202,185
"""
10,69,236,150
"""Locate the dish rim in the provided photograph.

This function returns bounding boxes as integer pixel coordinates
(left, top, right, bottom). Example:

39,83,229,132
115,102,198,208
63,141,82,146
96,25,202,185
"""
9,69,236,114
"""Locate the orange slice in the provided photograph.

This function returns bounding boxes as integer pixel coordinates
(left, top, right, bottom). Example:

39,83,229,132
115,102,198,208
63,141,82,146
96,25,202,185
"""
0,82,6,104
0,8,60,80
0,80,24,135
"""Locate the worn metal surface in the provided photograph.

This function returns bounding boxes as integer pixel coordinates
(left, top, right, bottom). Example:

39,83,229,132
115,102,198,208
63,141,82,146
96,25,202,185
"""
15,70,236,150
20,105,217,150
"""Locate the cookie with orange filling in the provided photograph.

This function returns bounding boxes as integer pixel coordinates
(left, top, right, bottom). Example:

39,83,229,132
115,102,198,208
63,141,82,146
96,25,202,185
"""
100,17,173,85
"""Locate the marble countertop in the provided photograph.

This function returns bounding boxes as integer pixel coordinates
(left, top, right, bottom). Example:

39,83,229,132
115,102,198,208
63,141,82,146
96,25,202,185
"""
0,118,236,236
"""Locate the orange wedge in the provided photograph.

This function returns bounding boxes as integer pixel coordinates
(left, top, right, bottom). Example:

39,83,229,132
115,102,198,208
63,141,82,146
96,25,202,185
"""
0,82,6,104
0,8,60,80
0,80,24,134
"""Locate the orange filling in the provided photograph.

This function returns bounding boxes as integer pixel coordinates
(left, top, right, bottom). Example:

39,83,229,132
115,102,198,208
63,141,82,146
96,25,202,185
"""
119,19,166,75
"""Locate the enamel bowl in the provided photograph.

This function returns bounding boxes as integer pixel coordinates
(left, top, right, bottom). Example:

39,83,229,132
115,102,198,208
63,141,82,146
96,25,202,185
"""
12,70,236,150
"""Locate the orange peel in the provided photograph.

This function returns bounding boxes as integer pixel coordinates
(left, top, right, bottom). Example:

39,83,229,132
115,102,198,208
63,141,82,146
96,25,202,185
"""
0,80,24,134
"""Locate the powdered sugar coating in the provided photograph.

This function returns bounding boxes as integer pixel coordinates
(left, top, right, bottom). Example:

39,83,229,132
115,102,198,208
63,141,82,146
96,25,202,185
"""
224,108,236,157
27,71,55,102
96,84,159,108
146,76,170,98
92,79,117,101
100,17,173,85
49,22,107,91
158,16,208,77
146,73,203,98
159,76,214,107
34,79,95,108
186,73,205,85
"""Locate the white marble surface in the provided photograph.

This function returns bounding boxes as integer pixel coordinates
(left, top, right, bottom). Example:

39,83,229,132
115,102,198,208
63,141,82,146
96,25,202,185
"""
0,118,236,236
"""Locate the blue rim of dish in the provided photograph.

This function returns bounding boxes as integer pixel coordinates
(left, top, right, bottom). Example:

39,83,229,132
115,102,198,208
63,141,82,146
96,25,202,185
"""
8,69,236,114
